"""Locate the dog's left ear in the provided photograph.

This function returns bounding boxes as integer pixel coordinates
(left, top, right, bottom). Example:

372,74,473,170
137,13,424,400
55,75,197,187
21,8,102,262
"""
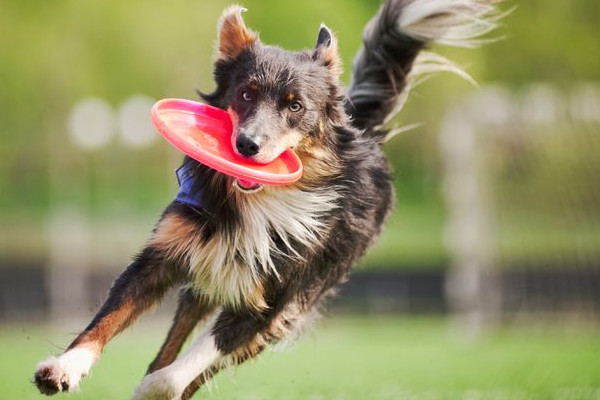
313,24,342,77
217,5,259,60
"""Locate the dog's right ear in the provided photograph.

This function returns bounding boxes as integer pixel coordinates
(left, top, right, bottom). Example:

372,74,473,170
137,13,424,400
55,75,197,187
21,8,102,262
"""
313,24,342,77
217,5,258,60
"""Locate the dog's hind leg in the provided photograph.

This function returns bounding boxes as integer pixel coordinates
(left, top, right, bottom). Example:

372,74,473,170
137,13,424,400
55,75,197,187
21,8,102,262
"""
180,303,315,399
135,304,306,400
147,288,216,374
34,245,182,396
179,351,254,400
132,310,224,400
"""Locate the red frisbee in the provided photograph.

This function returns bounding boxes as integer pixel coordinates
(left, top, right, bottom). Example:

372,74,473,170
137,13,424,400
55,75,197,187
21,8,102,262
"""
150,98,303,186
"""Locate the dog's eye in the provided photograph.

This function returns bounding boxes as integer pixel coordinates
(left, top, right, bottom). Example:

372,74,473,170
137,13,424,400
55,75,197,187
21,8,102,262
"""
289,101,302,112
242,91,253,102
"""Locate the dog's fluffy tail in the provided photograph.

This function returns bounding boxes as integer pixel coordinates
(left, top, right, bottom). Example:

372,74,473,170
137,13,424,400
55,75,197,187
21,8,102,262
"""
347,0,504,140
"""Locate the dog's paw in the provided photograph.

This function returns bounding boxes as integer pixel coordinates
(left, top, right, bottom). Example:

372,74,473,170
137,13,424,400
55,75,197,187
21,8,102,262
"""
34,358,69,395
34,348,96,395
131,370,181,400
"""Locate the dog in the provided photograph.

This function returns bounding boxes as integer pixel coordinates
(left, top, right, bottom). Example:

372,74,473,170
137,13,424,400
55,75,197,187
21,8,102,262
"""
34,1,502,399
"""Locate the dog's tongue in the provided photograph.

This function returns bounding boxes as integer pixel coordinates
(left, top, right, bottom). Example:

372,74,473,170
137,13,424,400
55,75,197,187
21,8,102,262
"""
237,179,262,191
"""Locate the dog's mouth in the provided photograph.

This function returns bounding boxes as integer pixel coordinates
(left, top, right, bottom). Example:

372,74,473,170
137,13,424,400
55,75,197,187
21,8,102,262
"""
233,179,263,194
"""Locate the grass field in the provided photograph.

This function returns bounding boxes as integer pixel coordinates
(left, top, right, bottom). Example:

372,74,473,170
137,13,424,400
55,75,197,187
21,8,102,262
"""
2,317,600,400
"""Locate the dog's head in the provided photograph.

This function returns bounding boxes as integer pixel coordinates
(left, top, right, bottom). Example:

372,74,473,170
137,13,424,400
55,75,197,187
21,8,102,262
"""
203,6,344,165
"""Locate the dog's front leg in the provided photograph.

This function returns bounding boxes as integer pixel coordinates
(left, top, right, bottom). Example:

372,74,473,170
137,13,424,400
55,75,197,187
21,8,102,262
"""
34,246,182,395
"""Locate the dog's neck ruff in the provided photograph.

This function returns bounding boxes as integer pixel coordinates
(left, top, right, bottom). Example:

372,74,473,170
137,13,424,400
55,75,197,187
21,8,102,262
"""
186,184,340,307
175,164,204,208
169,161,341,307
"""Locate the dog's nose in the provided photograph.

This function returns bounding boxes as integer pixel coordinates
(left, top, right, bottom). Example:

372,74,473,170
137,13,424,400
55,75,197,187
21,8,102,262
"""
236,133,261,157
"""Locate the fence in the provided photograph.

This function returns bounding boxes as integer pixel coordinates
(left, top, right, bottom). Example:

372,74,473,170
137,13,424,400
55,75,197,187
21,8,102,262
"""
1,84,599,324
441,84,600,331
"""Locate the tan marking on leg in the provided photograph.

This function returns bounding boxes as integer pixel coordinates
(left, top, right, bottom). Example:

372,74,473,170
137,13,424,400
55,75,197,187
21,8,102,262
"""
70,301,137,349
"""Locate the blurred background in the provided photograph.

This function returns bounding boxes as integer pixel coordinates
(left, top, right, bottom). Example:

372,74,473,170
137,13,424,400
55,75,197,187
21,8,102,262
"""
1,1,600,399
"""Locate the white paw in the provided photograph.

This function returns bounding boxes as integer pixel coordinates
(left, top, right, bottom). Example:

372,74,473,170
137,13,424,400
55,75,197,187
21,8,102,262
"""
131,370,182,400
34,348,96,395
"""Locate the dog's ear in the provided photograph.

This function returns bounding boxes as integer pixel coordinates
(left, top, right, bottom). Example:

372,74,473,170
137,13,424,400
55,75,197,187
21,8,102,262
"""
217,5,258,60
313,24,342,77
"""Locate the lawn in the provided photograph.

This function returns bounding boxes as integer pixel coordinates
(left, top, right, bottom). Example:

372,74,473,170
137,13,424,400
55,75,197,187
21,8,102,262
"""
2,317,599,400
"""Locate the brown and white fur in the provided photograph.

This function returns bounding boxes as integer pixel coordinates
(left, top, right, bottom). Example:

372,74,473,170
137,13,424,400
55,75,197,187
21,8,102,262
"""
34,1,502,399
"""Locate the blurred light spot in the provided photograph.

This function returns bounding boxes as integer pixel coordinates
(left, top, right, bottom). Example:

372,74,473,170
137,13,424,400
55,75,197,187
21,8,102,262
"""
68,98,115,150
467,86,514,127
520,83,563,125
47,206,91,267
118,94,157,148
570,83,600,123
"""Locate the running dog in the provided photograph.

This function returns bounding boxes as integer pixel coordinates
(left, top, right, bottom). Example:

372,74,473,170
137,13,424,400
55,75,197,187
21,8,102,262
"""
34,1,502,399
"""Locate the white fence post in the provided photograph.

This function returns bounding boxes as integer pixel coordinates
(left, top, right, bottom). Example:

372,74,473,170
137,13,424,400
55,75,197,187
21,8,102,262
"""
46,207,92,327
439,88,511,336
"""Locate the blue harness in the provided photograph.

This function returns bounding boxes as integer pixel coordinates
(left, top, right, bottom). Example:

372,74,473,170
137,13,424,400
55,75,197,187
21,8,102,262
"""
174,164,205,208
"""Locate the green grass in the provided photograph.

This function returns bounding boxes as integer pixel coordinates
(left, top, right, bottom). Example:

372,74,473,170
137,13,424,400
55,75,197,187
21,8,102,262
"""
2,317,600,399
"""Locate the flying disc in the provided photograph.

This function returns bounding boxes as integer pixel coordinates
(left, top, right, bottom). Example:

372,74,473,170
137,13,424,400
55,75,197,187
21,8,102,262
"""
150,98,303,186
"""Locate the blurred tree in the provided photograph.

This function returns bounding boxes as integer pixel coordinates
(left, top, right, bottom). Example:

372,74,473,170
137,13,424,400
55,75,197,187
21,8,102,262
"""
1,0,599,267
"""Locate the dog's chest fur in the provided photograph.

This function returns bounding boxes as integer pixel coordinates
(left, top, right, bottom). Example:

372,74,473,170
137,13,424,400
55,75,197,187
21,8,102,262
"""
154,187,339,308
